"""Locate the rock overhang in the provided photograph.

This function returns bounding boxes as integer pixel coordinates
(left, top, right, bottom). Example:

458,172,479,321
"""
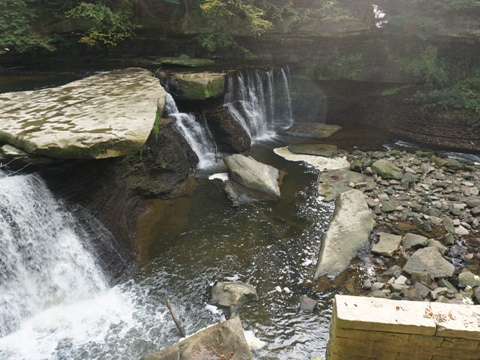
0,68,168,160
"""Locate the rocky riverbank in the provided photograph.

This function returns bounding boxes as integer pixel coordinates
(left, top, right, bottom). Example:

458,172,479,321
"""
319,147,480,305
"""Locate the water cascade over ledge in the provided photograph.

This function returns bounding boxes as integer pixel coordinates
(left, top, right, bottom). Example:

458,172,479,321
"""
0,173,108,338
224,67,293,141
164,94,217,169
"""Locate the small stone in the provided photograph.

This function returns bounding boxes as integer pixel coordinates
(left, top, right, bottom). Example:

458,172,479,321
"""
371,232,402,257
402,233,429,250
381,201,396,213
414,282,431,298
428,239,447,254
362,279,372,290
410,272,432,285
471,206,480,216
430,287,449,300
455,225,469,236
299,295,317,312
394,275,408,285
458,271,480,288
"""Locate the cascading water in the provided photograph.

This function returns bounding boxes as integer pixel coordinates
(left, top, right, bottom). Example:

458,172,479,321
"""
0,172,210,360
224,67,294,141
0,173,108,338
164,94,217,169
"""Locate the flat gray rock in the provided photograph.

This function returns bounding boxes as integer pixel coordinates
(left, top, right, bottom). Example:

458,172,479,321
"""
403,247,455,279
371,232,402,257
402,233,429,250
287,143,337,157
281,123,342,139
314,189,375,278
371,159,403,180
0,68,167,159
224,154,281,198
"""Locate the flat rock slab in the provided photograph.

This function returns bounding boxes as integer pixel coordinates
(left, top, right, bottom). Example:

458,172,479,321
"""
372,232,402,257
314,189,375,278
274,147,350,172
287,143,337,157
0,68,167,159
281,123,342,139
142,317,253,360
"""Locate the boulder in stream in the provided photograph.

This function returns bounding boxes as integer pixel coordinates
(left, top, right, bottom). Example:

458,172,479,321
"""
142,316,253,360
402,247,455,279
211,281,257,316
314,189,375,278
224,154,281,198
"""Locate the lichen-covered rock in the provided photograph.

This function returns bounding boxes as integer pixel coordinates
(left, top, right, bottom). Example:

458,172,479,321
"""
371,159,403,180
161,71,225,100
0,68,167,160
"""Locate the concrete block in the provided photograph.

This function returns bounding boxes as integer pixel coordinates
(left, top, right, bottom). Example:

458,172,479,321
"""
430,302,480,340
334,295,436,336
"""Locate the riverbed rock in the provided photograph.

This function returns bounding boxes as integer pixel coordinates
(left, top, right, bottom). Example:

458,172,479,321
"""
403,247,455,279
205,106,251,153
287,144,338,157
401,233,429,250
211,282,257,316
0,68,167,160
142,317,253,360
224,154,281,198
371,159,403,180
280,123,342,139
371,232,402,257
314,189,375,278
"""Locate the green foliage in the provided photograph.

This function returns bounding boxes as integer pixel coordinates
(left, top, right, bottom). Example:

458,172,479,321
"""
197,0,272,59
67,1,138,46
409,45,448,84
0,0,56,53
409,69,480,127
318,53,366,80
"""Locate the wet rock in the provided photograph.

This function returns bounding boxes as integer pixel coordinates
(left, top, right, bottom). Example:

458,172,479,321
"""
281,123,342,139
287,144,337,157
142,317,253,360
205,106,251,153
211,282,257,316
445,158,464,170
371,159,403,180
403,247,455,279
299,295,317,312
314,189,375,278
350,159,364,173
371,232,402,257
160,71,225,100
224,154,280,198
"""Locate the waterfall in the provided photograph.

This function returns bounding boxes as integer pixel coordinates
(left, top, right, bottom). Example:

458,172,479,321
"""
164,94,217,169
0,173,108,338
224,67,294,141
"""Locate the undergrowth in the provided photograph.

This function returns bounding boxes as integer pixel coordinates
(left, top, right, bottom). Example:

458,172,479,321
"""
407,69,480,128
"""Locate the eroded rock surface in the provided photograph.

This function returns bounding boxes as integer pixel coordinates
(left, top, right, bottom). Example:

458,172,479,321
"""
0,68,167,159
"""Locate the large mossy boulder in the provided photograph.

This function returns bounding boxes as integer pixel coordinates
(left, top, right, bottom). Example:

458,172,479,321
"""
160,72,225,100
0,68,167,160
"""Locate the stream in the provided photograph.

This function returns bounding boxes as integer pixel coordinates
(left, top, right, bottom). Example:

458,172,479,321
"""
0,65,394,360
